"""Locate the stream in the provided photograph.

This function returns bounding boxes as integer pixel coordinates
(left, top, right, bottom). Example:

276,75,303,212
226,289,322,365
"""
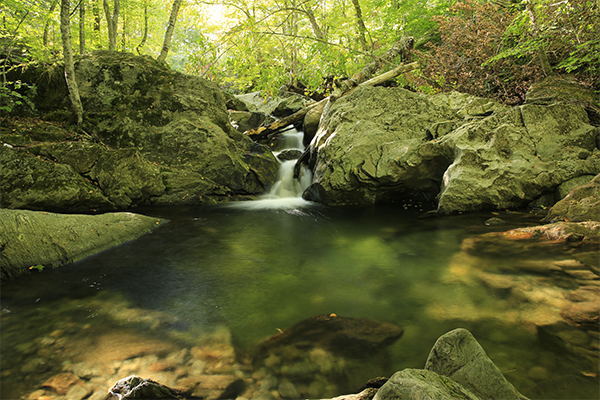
1,129,598,400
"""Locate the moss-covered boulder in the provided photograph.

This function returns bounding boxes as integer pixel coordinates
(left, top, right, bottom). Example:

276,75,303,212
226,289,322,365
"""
542,174,600,223
305,77,600,212
305,86,457,205
1,51,279,211
0,145,113,212
0,209,167,278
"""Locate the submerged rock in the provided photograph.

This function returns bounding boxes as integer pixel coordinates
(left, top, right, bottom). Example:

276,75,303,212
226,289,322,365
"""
257,313,404,356
253,314,403,399
0,209,166,278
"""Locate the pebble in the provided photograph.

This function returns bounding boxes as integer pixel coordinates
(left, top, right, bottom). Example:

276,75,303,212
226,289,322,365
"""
485,217,506,226
66,384,91,400
278,378,301,399
527,366,549,381
88,390,108,400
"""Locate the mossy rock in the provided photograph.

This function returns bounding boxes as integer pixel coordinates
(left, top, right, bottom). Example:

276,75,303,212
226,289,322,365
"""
0,146,113,212
0,209,167,279
526,76,600,126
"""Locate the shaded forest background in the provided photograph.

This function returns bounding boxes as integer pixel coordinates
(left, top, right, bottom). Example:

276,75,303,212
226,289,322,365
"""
1,0,599,113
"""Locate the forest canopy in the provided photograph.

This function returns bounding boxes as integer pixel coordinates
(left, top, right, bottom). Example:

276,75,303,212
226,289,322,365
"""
1,0,599,105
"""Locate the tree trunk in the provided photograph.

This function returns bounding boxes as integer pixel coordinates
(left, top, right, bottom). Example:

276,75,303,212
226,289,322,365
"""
157,0,182,63
60,0,84,125
93,0,101,48
102,0,119,51
43,0,59,59
136,4,149,54
351,0,370,53
79,0,86,55
302,5,326,41
526,0,553,76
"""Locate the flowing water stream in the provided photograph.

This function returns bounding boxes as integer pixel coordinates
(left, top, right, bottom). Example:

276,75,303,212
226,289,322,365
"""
1,129,599,399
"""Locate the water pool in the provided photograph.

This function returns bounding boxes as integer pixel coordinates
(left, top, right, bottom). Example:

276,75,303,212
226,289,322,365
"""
1,205,598,399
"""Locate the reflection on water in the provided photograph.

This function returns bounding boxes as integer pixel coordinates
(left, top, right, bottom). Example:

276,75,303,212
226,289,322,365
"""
1,205,598,399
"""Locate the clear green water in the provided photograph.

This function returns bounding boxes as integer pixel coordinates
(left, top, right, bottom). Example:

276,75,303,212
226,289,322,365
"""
1,205,598,399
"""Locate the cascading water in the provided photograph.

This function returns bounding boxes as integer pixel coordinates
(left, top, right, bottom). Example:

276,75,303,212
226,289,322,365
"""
231,126,313,210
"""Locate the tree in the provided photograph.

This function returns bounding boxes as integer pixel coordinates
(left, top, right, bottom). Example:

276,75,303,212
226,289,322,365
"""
103,0,120,51
157,0,183,63
351,0,370,53
60,0,84,125
525,0,553,76
79,0,86,55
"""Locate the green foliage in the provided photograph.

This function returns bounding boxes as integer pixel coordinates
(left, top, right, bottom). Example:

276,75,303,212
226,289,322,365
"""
0,80,37,114
485,0,600,91
416,0,545,104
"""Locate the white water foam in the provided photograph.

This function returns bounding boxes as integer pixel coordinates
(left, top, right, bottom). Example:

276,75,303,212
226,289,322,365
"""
228,127,314,210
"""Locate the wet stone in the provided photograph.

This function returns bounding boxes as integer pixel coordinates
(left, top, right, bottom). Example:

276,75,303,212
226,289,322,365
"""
564,270,600,280
485,217,506,226
42,372,83,395
66,383,92,400
278,378,301,399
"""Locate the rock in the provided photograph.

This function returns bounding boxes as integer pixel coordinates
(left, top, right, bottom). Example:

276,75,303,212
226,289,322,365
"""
542,174,600,223
225,95,250,112
0,209,166,278
306,86,456,205
278,378,301,399
303,99,327,146
228,110,267,133
66,383,92,400
492,221,600,243
41,373,83,395
256,313,403,356
234,91,280,115
484,217,506,226
373,369,480,400
424,328,529,400
272,92,313,118
305,79,600,211
277,149,303,161
3,51,279,211
560,302,600,331
0,145,113,212
525,75,600,125
103,375,188,400
555,175,596,201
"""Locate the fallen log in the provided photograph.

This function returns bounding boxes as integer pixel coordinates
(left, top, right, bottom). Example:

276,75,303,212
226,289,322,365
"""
244,36,417,142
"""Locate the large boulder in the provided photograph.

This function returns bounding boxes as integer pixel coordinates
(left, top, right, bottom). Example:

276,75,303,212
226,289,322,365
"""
372,329,528,400
0,145,113,212
303,79,600,212
305,86,457,205
1,51,279,211
424,328,528,400
0,209,166,278
373,369,480,400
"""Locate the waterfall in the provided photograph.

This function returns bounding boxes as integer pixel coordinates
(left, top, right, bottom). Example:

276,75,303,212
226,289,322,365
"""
230,126,314,210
